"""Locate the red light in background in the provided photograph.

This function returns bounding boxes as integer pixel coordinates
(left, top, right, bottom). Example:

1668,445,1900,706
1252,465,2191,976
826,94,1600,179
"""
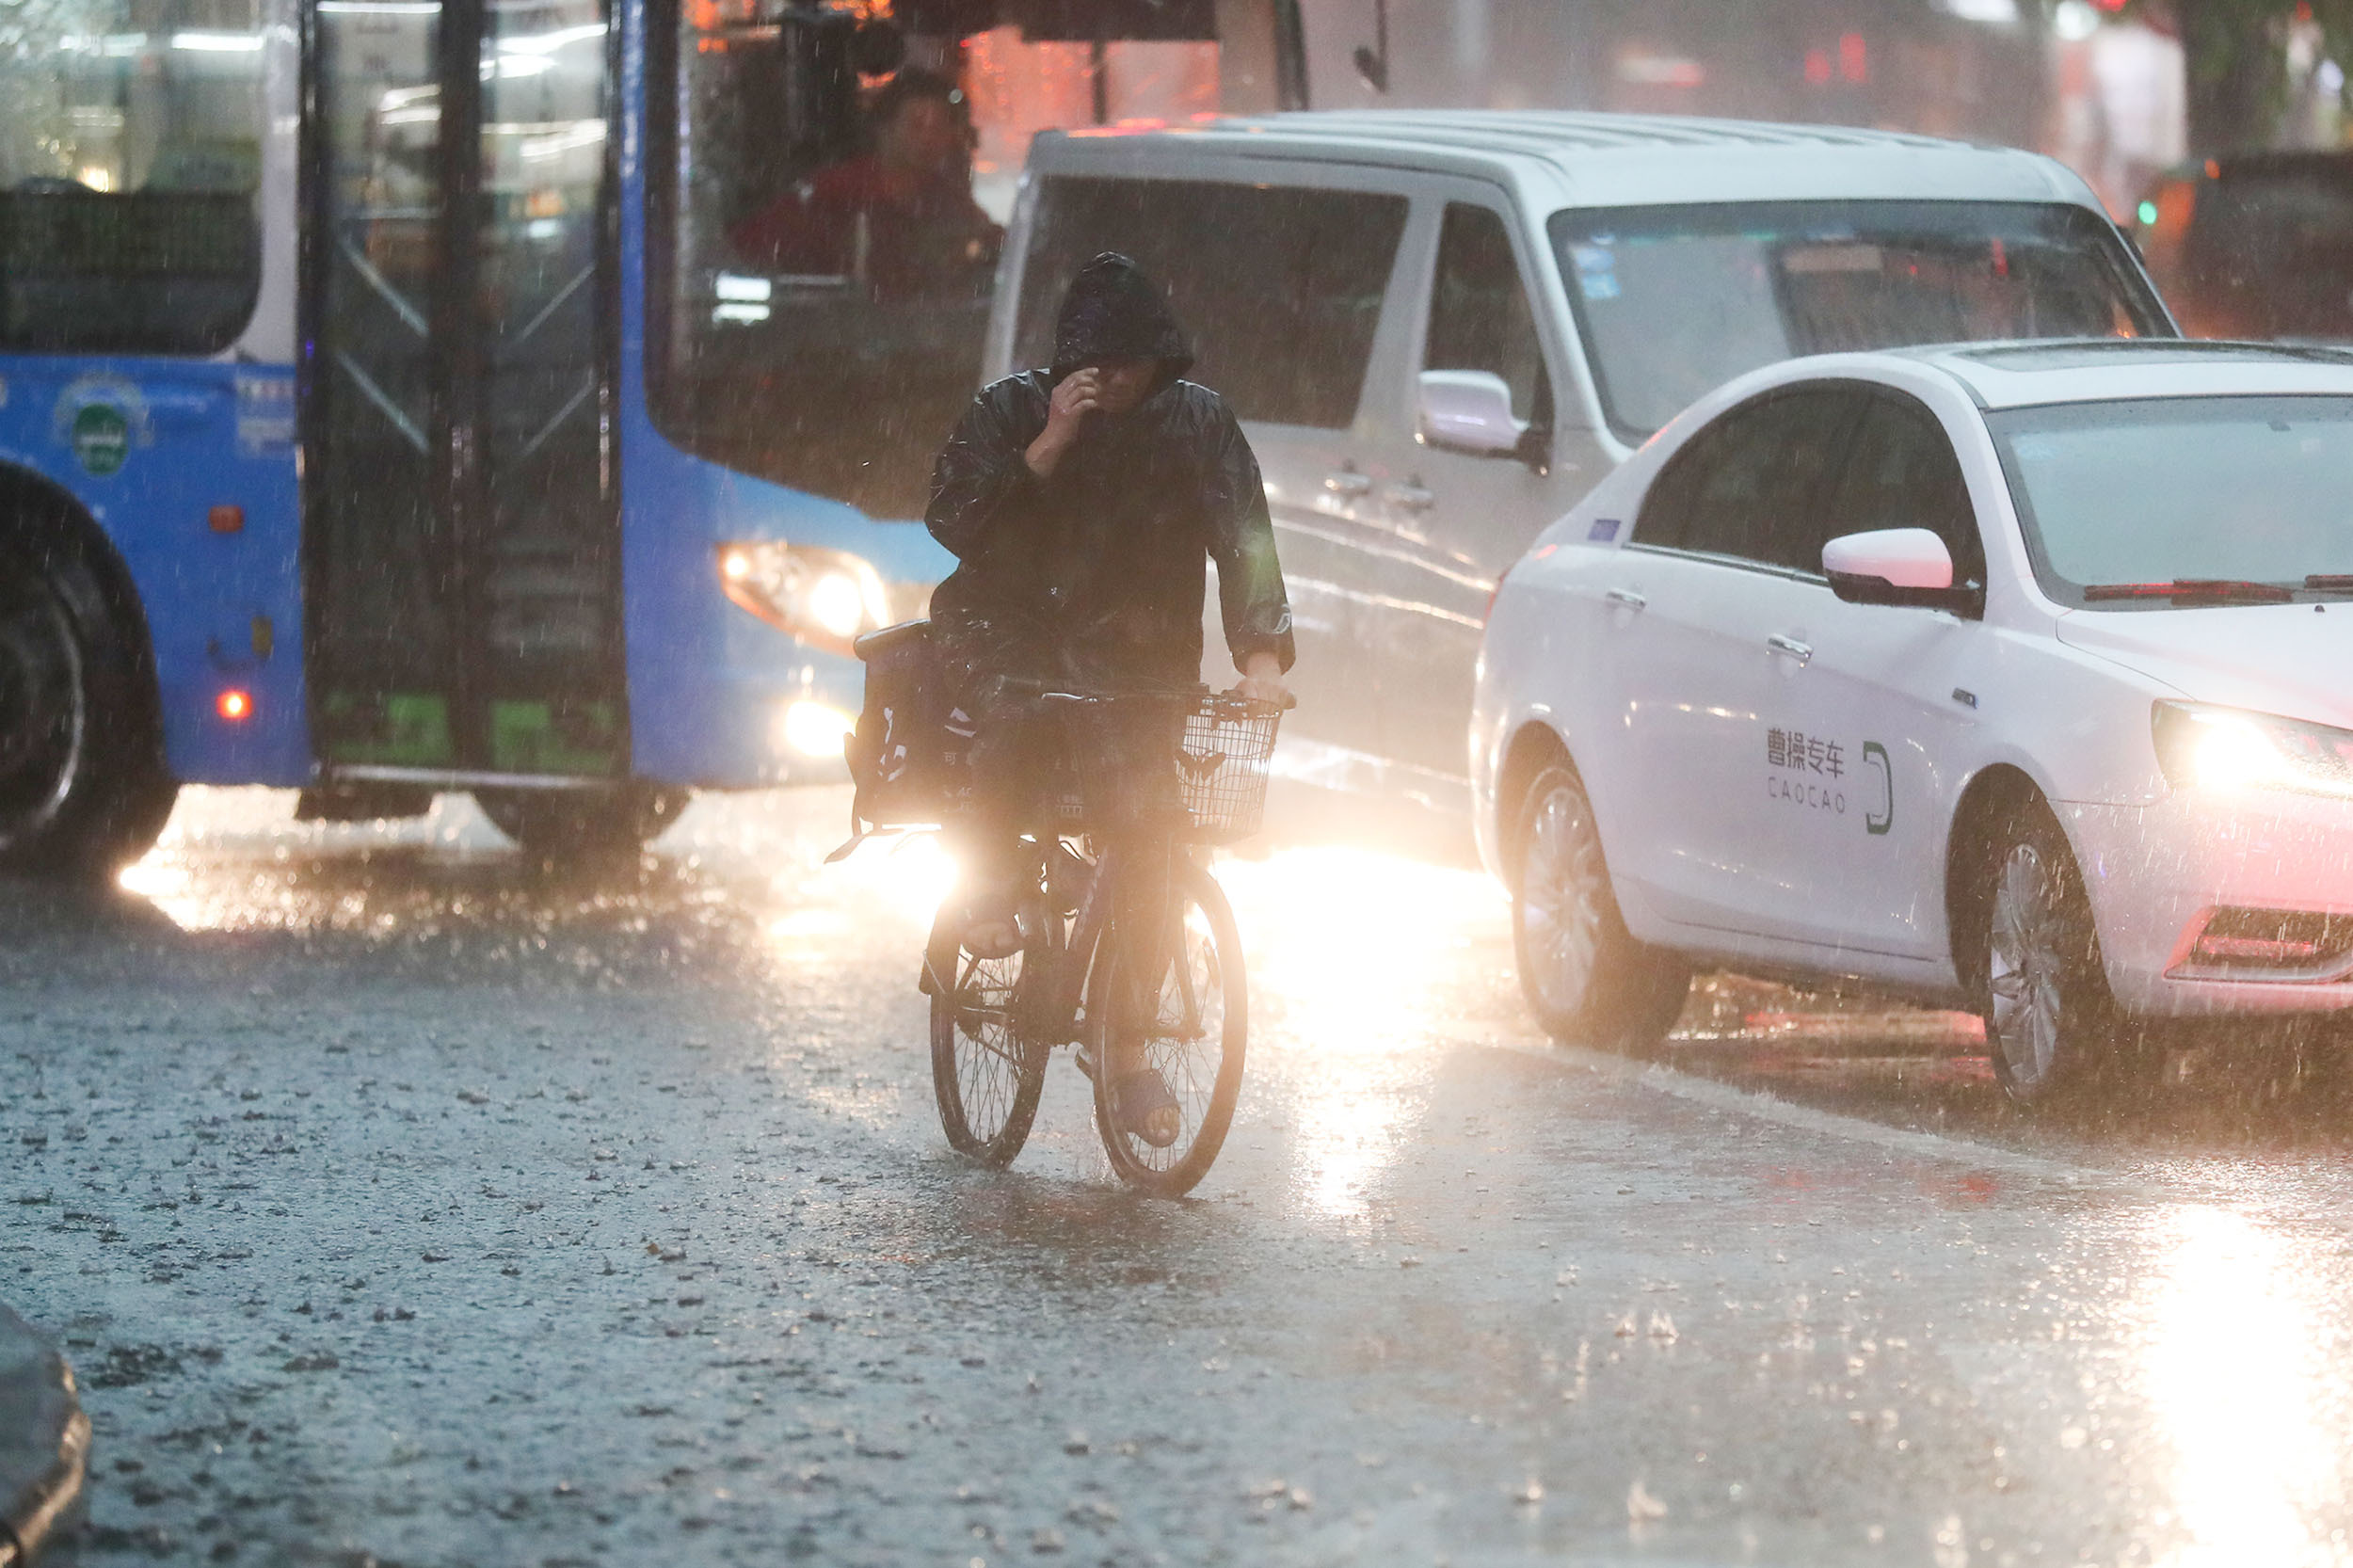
1803,47,1832,85
1838,32,1867,83
216,689,252,722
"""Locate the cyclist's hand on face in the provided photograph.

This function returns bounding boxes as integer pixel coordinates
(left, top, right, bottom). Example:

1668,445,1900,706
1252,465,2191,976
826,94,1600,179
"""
1232,650,1292,709
1026,369,1101,478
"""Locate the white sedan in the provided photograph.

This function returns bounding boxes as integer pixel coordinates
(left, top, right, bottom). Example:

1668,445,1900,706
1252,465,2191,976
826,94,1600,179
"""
1470,340,2353,1102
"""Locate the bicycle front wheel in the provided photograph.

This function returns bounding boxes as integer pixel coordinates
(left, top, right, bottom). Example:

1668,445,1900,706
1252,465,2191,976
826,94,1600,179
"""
929,929,1048,1167
1087,858,1247,1198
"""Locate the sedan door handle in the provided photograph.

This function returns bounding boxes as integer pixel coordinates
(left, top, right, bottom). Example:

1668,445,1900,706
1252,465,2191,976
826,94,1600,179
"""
1323,469,1373,497
1385,481,1437,511
1604,587,1647,612
1766,633,1814,665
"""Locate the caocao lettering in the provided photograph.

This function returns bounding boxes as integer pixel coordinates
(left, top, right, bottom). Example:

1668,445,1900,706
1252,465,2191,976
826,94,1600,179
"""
1767,775,1846,814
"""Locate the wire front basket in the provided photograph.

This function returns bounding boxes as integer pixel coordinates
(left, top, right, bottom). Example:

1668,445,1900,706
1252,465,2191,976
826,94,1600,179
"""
1173,696,1283,843
1052,693,1283,845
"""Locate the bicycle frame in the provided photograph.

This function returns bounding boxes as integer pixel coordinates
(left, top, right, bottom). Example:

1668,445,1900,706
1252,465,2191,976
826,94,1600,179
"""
1025,828,1193,1052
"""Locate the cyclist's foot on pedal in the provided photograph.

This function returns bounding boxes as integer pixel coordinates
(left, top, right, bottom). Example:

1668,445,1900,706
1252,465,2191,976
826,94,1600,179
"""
965,916,1022,959
1114,1067,1182,1149
955,888,1022,958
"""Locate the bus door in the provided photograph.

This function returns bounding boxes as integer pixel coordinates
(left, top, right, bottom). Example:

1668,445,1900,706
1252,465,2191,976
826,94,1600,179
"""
306,0,624,780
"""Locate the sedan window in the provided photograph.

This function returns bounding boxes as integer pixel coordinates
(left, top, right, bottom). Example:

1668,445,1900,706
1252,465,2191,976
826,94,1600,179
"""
1634,386,1867,568
1809,393,1986,586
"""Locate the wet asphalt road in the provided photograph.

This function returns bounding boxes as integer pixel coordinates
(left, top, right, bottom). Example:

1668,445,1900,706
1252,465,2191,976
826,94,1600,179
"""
7,785,2353,1567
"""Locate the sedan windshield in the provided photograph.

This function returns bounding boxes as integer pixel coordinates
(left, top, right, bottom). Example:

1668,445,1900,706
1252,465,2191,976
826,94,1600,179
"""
1550,200,2168,440
1988,394,2353,607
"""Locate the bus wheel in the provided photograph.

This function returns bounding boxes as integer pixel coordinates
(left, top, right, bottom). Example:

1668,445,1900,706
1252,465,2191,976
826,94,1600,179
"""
474,785,688,861
0,541,176,878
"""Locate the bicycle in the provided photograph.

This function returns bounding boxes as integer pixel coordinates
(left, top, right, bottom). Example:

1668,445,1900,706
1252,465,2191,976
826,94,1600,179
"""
922,684,1284,1198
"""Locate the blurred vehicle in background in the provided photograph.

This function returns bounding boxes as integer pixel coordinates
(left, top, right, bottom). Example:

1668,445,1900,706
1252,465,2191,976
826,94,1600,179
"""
1475,340,2353,1104
989,112,2174,829
2137,152,2353,344
0,0,1306,872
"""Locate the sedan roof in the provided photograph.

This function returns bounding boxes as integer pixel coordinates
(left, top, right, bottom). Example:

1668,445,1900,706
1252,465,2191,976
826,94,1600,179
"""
1909,339,2353,408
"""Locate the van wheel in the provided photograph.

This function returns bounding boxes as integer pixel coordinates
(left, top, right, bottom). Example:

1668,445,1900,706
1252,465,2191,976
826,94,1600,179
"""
476,785,688,861
1511,766,1689,1050
1975,801,2116,1105
0,538,175,877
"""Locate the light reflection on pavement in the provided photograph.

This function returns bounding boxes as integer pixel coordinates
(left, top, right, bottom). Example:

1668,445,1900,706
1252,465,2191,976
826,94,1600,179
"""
7,784,2352,1564
2139,1205,2345,1568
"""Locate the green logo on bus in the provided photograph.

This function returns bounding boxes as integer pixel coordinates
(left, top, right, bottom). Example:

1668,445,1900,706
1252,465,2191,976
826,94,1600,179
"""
72,403,129,476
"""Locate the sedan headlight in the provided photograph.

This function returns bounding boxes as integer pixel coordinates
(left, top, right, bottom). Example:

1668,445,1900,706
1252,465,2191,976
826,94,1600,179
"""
2153,701,2353,799
718,543,894,654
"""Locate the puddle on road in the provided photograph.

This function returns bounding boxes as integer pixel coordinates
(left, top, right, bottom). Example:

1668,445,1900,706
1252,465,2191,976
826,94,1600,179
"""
98,786,2353,1173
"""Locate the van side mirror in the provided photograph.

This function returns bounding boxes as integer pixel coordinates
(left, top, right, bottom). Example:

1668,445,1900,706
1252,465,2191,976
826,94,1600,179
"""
1822,528,1978,613
1418,370,1526,458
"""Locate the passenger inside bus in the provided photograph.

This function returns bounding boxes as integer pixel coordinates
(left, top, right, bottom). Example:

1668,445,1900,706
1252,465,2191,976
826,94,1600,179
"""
728,69,1001,303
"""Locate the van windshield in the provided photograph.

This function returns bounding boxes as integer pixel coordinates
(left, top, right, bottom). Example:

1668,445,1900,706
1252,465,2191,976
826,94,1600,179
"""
1550,200,2170,440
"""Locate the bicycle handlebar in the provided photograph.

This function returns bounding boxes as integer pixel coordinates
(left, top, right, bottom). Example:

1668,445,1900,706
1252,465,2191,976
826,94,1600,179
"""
996,678,1295,715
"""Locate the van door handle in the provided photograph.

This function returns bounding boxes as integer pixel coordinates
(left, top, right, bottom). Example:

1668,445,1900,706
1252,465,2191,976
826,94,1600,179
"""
1766,633,1813,664
1323,469,1372,497
1604,588,1647,612
1385,481,1436,511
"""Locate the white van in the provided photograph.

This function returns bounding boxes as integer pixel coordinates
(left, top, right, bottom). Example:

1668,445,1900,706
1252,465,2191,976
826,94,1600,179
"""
982,111,2175,818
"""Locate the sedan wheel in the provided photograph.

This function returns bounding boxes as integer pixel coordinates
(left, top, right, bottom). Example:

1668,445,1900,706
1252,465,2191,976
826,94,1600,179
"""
1980,804,2113,1104
1511,765,1689,1050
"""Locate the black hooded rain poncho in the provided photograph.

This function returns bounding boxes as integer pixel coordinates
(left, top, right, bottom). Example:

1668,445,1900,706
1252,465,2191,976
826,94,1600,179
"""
923,251,1294,689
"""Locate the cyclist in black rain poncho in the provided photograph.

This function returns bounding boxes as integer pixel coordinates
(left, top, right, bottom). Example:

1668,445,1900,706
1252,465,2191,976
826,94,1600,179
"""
923,251,1294,1138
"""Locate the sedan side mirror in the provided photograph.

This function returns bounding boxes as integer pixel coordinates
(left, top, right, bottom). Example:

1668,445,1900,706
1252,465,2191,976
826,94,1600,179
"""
1419,370,1526,457
1822,528,1979,613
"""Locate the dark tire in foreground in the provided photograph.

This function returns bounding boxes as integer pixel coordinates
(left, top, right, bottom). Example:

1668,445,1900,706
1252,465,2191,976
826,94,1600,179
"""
1972,797,2120,1105
0,536,175,878
929,925,1049,1166
1510,765,1689,1051
1088,858,1247,1199
475,785,687,860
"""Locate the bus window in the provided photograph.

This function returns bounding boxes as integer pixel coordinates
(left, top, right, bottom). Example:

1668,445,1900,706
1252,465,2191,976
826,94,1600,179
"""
647,0,1243,521
0,0,265,353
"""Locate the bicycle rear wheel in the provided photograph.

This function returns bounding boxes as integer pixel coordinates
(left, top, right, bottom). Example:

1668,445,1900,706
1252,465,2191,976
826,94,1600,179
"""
929,928,1048,1166
1087,858,1247,1197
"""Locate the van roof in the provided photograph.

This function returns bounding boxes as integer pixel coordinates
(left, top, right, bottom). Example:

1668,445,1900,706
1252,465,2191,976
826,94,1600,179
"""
1039,109,2103,211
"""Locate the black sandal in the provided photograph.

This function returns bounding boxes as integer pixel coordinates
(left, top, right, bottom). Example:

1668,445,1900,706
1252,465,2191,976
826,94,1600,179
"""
1113,1067,1182,1149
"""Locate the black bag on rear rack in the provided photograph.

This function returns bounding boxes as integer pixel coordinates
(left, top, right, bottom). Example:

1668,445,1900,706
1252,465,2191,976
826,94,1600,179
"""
842,619,954,838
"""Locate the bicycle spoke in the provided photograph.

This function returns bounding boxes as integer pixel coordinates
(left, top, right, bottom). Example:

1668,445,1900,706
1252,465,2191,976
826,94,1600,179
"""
1110,895,1231,1175
949,949,1029,1144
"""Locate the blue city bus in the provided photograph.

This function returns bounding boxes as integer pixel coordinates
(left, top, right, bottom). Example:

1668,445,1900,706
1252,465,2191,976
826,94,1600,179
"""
0,0,1304,869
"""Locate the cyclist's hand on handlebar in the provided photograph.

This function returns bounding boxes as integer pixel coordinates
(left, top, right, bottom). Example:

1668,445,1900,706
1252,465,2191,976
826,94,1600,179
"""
1232,651,1294,710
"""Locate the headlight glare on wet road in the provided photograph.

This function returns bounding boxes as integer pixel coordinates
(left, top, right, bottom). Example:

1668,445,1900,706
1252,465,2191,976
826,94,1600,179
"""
2153,701,2353,799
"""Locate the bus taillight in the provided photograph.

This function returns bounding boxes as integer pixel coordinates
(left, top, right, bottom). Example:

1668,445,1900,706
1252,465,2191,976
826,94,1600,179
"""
217,689,253,722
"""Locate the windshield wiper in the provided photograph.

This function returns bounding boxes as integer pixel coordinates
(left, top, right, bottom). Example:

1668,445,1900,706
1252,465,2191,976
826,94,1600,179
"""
2081,579,2296,604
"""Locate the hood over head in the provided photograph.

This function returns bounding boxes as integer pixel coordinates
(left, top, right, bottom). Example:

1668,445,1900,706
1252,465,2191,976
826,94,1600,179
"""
1050,252,1193,392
